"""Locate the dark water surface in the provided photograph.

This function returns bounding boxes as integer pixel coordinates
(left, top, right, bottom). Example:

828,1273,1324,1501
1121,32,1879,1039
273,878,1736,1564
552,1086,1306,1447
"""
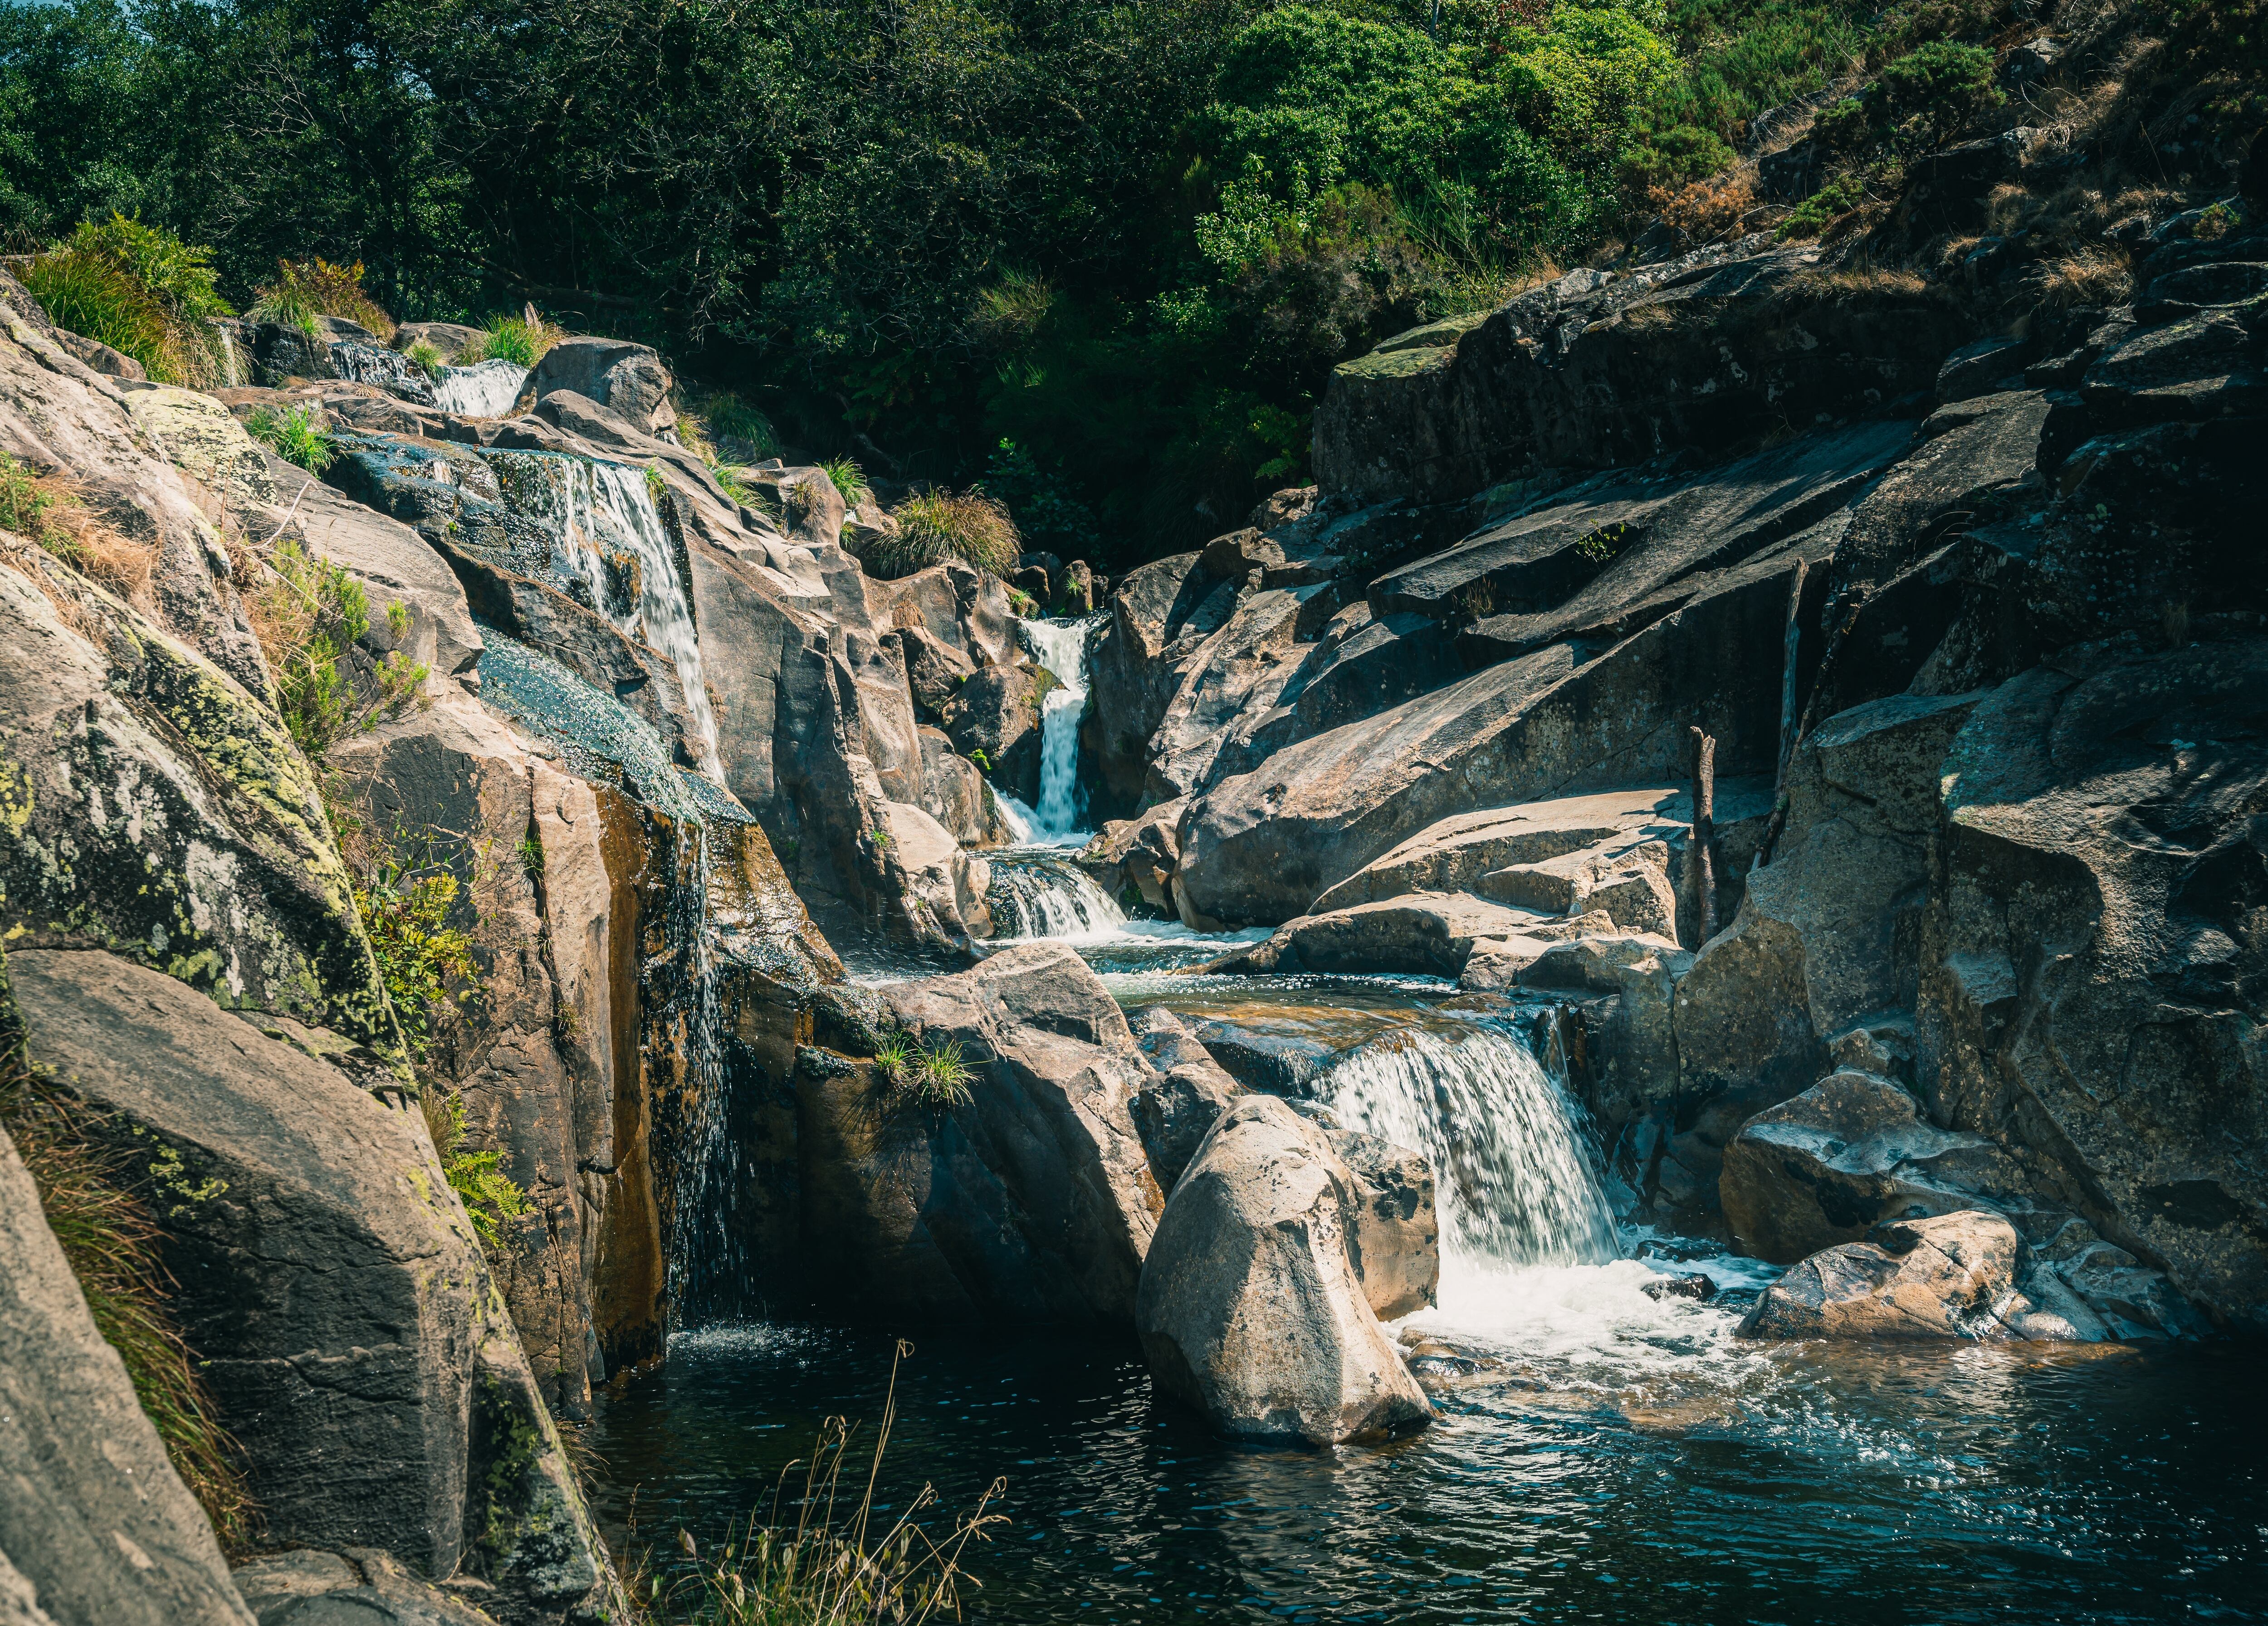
589,1298,2268,1624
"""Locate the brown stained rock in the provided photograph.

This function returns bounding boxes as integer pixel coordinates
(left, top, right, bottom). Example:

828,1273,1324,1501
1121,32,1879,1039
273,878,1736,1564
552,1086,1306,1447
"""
0,1128,255,1626
1137,1096,1432,1445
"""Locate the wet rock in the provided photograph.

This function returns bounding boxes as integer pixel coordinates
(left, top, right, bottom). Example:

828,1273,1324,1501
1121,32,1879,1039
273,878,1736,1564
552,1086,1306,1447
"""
6,950,616,1621
939,662,1045,805
531,337,675,438
1185,1020,1340,1097
1514,932,1690,1133
1737,1210,2113,1342
248,321,337,385
1129,1008,1242,1192
1137,1096,1432,1445
1719,1068,2036,1263
1328,1128,1438,1320
1080,798,1185,913
1210,893,1549,977
1639,1271,1717,1302
799,943,1163,1325
0,1126,255,1626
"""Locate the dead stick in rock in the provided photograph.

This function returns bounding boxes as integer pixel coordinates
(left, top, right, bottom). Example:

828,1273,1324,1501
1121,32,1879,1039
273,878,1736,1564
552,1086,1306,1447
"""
1690,724,1717,944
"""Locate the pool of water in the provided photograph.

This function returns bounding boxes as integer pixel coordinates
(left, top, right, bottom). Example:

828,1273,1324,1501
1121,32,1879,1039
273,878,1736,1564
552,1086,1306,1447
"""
588,1265,2268,1624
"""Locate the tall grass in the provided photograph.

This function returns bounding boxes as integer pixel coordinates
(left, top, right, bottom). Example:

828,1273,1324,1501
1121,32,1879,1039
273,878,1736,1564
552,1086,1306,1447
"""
18,215,235,386
871,491,1017,580
0,1050,254,1548
456,312,564,367
249,258,394,341
636,1341,1005,1625
18,249,170,373
247,537,425,762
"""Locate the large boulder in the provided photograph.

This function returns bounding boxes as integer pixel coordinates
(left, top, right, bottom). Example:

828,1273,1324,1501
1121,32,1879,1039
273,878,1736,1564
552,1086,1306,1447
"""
7,950,616,1622
938,663,1045,804
1919,641,2268,1334
796,943,1164,1324
1136,1096,1432,1445
1719,1068,2037,1263
1127,1006,1242,1192
0,1127,255,1626
1084,551,1239,816
1326,1126,1438,1321
1142,582,1339,803
1207,893,1547,977
529,337,675,439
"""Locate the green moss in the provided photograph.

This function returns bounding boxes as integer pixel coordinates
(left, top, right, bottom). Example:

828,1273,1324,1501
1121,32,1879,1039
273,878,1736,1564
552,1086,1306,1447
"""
1336,342,1457,381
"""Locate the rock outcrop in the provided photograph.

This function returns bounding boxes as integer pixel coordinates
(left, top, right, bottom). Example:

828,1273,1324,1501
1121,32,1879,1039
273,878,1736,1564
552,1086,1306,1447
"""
1136,1096,1432,1445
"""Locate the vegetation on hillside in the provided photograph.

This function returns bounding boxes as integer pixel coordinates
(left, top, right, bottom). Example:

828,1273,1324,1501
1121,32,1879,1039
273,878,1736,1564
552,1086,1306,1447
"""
0,0,2257,567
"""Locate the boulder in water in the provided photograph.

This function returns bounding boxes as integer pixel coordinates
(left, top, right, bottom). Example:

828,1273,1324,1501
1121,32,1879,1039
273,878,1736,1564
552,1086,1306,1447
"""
1204,892,1547,977
941,662,1046,805
1137,1096,1433,1445
1129,1008,1242,1192
1327,1128,1439,1320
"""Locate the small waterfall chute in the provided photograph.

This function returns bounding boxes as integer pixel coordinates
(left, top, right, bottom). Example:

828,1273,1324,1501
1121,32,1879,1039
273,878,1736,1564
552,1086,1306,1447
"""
329,338,435,405
432,359,528,417
985,851,1126,940
1019,615,1102,840
481,449,725,779
1322,1022,1619,1270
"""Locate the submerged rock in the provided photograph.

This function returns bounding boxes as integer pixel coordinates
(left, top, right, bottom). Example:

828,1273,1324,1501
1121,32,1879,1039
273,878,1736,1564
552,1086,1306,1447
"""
1137,1096,1432,1445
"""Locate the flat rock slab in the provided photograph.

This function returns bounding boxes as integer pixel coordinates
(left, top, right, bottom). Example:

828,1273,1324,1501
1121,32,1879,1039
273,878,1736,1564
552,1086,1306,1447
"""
1207,893,1549,978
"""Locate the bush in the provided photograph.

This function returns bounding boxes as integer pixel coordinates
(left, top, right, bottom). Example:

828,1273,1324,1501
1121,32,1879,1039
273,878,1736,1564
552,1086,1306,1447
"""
456,313,562,367
690,392,779,459
980,439,1100,559
1777,173,1865,237
872,490,1018,580
354,840,478,1060
17,248,170,375
875,1034,976,1109
0,1053,253,1548
1819,40,2002,156
244,404,336,474
0,451,155,599
249,258,394,340
249,538,425,762
57,214,234,386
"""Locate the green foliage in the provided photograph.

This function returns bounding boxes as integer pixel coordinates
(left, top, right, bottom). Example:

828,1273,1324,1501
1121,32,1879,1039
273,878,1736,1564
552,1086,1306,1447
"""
875,490,1019,580
244,404,336,474
17,247,170,375
0,451,71,552
250,256,393,338
424,1093,531,1250
690,393,779,459
1777,173,1865,238
457,314,561,367
251,537,425,761
32,213,234,385
356,849,479,1059
1818,40,2001,156
0,1056,254,1547
0,449,154,595
821,457,872,508
877,1035,974,1109
406,339,445,379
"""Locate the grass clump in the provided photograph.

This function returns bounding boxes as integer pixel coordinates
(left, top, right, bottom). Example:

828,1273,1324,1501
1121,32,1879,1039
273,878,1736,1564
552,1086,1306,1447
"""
249,257,394,340
1777,174,1866,238
249,538,425,762
878,1035,974,1110
244,404,337,474
405,339,446,380
636,1341,1003,1624
872,490,1017,581
0,451,156,600
420,1091,531,1250
456,312,564,367
19,215,234,386
821,458,873,509
0,1051,254,1548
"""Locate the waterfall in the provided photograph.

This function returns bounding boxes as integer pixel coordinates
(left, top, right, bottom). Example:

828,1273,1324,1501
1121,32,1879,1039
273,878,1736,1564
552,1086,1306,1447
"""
432,359,528,417
1020,615,1102,840
481,449,725,780
986,851,1126,940
659,821,733,1326
1321,1024,1619,1269
329,338,435,405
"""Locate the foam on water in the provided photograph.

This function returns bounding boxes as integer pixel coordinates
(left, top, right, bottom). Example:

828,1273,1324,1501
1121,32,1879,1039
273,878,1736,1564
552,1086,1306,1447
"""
1021,616,1102,840
432,358,528,416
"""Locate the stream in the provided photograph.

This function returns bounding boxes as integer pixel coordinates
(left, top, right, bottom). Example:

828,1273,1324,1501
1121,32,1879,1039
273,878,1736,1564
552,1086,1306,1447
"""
588,618,2268,1623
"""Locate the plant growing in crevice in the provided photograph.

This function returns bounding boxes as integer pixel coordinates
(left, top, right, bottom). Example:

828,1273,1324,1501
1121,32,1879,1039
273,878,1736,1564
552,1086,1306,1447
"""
244,404,336,474
249,258,394,340
419,1090,532,1250
352,836,480,1062
0,451,155,600
0,1050,254,1548
875,490,1018,579
248,538,425,761
406,340,446,380
457,312,563,367
822,457,873,508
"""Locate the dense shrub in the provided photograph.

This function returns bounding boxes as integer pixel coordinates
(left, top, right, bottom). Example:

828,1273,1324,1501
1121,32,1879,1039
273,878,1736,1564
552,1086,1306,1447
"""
249,258,393,339
17,247,170,373
1777,173,1866,236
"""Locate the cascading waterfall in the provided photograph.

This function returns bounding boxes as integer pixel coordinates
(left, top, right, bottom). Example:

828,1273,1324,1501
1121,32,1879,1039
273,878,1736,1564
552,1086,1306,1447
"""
329,338,434,402
1020,615,1103,840
658,821,734,1326
433,359,529,416
482,449,725,779
1322,1023,1620,1269
987,852,1126,939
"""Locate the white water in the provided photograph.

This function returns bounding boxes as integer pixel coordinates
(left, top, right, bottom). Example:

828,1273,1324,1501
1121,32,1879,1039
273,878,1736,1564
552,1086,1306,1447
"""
482,450,724,779
985,853,1126,939
432,358,528,417
1323,1023,1620,1270
1020,616,1102,840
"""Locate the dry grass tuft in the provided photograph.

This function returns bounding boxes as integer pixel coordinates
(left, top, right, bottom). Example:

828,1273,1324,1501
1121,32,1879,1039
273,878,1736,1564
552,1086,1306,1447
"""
0,452,155,604
1649,170,1760,243
2036,246,2134,308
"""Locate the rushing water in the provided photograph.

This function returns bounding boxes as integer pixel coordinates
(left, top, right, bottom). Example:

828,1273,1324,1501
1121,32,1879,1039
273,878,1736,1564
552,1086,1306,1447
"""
986,850,1127,939
1022,615,1102,839
482,449,725,777
432,357,528,416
